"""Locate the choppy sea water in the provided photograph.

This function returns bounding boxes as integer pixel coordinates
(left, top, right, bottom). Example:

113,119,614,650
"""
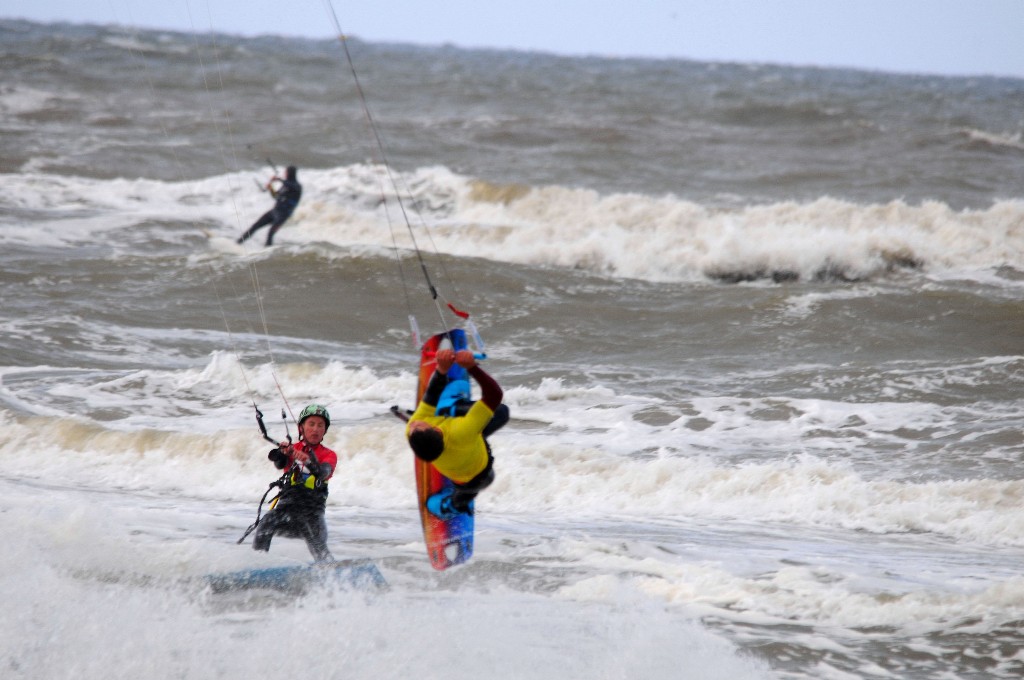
1,18,1023,680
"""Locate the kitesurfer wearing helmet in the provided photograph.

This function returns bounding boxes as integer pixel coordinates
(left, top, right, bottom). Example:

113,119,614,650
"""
236,165,302,246
252,403,338,563
406,349,506,520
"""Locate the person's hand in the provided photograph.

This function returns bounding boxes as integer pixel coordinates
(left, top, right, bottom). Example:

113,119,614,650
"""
436,348,455,374
279,441,298,460
454,349,477,369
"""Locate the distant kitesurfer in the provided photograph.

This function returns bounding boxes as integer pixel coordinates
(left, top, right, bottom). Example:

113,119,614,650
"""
252,404,337,563
236,165,302,246
406,348,508,520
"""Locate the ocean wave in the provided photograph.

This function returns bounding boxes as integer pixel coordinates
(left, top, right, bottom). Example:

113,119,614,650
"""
958,127,1024,152
4,403,1022,548
2,347,1022,548
297,165,1024,284
3,165,1022,285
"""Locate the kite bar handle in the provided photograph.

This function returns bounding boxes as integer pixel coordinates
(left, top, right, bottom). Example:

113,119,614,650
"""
422,350,487,361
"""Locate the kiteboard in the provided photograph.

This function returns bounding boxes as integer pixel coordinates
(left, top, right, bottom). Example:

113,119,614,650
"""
202,228,248,253
206,558,387,594
413,329,475,570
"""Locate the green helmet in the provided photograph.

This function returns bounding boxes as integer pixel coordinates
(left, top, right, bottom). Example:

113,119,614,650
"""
298,403,330,430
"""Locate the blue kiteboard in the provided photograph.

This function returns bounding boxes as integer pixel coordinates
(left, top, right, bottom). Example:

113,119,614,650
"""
206,558,387,594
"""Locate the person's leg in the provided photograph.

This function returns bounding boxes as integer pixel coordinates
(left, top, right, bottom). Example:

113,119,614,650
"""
264,207,294,246
264,218,284,246
238,211,273,243
449,454,495,513
303,513,334,563
482,404,510,438
252,507,285,552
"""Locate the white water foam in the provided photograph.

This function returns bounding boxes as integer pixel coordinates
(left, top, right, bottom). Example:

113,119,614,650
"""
3,167,1022,284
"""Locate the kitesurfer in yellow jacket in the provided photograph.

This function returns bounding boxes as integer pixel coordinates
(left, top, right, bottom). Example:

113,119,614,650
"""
406,348,508,519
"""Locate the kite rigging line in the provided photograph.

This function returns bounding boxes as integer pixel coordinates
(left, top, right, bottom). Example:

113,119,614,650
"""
115,1,299,432
320,0,483,352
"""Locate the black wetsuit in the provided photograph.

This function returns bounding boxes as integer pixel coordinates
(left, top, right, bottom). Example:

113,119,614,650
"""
237,168,302,246
252,443,334,563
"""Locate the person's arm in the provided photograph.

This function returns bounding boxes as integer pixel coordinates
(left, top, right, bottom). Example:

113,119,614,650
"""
451,349,502,410
266,176,281,198
420,348,457,407
291,443,333,481
309,460,332,482
268,446,289,469
468,364,502,411
421,371,448,406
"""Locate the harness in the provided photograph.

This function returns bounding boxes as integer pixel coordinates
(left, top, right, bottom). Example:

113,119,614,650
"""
237,470,288,545
236,404,326,544
286,467,324,490
237,459,328,544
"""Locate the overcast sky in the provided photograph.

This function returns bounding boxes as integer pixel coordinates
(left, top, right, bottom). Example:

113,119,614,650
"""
5,0,1024,79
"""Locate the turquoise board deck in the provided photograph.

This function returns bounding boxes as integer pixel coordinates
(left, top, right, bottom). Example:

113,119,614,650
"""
207,559,387,593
